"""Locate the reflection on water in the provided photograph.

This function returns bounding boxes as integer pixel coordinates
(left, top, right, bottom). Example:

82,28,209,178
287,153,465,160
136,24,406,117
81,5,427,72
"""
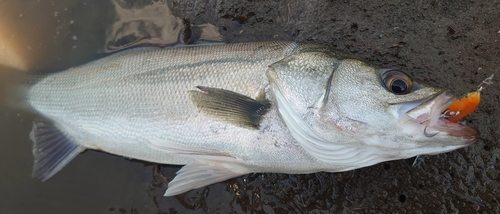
104,0,222,52
0,0,113,73
0,0,223,74
105,0,183,52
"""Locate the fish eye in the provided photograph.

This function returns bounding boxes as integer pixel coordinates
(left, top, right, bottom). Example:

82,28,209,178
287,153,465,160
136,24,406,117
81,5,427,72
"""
381,70,413,95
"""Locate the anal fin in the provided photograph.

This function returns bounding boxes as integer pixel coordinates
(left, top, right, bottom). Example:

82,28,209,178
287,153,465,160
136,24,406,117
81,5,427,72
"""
30,119,85,181
189,86,270,128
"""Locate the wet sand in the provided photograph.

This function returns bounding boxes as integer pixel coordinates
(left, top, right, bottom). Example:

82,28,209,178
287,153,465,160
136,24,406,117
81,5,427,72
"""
1,0,499,213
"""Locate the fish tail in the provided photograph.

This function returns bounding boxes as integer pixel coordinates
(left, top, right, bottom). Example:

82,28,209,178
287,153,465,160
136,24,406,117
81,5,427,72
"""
0,68,27,109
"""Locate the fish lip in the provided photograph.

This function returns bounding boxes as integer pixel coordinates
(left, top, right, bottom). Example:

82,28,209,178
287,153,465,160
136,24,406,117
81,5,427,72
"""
404,91,479,140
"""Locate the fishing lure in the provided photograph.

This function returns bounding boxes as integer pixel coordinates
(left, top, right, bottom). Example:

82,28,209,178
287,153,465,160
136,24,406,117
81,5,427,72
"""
442,74,495,122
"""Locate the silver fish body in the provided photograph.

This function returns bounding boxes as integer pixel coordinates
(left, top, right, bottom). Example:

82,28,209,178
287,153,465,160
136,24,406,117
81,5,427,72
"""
25,41,477,196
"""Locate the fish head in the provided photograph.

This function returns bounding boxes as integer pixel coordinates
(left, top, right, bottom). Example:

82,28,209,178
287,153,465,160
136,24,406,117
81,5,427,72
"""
322,59,477,154
269,50,477,167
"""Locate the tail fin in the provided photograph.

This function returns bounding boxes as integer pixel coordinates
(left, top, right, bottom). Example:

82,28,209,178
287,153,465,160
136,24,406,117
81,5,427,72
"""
0,66,40,110
30,119,85,181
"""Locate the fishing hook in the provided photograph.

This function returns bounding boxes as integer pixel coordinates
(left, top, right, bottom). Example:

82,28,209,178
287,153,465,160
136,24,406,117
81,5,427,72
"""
424,126,439,137
420,111,456,137
420,119,439,137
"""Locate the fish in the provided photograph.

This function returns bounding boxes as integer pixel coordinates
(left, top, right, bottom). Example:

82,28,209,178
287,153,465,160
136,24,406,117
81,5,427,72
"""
23,41,477,196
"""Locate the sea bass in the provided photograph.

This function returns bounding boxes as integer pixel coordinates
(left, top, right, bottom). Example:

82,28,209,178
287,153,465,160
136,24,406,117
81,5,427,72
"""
25,41,477,196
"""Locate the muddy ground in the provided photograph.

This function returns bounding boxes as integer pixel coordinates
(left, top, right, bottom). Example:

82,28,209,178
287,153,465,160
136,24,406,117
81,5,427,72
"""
1,0,500,213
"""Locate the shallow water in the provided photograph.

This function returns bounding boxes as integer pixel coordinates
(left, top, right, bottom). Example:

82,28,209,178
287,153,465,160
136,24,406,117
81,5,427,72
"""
1,0,500,213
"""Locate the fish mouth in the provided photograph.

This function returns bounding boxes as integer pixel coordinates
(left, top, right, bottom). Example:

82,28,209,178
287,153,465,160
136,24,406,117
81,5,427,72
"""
402,91,478,142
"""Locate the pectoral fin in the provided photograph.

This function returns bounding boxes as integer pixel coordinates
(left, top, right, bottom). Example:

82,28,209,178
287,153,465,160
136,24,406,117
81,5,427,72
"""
189,86,270,128
30,119,85,181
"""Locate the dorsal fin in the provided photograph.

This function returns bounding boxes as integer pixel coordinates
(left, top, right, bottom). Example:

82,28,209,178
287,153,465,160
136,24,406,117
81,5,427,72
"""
189,86,270,128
